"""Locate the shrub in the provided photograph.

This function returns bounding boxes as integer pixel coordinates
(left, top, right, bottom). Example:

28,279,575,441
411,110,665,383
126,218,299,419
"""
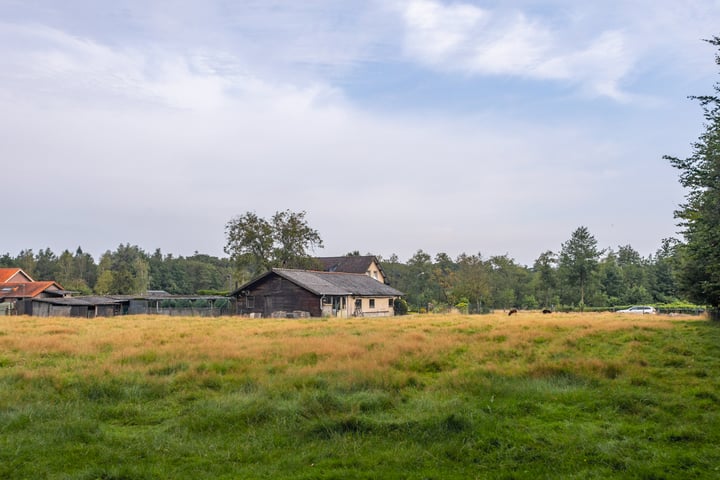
393,298,409,315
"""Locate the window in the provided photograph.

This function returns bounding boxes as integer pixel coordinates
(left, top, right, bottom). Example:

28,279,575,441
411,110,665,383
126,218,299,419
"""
388,298,393,307
246,296,255,308
369,299,375,309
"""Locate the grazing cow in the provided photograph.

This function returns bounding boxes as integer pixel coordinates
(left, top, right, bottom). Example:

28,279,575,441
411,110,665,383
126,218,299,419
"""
542,309,552,314
508,308,518,316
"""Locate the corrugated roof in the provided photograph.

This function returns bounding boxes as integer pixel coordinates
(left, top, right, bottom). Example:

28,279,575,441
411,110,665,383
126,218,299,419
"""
32,296,121,306
273,269,403,296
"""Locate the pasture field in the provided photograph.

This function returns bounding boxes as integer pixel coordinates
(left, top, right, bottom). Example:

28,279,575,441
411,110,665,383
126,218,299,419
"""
1,311,719,479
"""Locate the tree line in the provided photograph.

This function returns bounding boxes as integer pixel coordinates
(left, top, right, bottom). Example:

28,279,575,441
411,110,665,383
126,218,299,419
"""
378,227,681,313
0,224,682,311
0,246,234,296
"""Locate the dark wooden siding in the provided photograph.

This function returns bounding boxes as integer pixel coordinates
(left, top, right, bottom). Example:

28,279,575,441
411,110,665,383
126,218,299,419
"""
236,275,321,317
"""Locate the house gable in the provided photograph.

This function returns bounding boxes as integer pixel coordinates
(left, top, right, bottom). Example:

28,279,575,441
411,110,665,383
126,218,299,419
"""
0,268,34,283
315,256,387,283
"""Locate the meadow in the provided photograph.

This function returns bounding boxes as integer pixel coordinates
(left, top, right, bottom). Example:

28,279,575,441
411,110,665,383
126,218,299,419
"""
0,311,719,479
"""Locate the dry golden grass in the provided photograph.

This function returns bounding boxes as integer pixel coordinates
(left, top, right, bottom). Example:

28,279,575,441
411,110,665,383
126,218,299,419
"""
0,311,697,385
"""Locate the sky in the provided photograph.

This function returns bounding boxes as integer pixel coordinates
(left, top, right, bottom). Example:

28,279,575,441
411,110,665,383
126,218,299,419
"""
2,1,719,266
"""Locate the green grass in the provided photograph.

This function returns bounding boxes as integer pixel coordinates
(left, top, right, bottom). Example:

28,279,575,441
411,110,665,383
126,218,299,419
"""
0,313,719,478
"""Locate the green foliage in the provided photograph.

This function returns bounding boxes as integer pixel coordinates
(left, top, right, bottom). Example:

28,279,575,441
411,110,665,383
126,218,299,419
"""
454,297,469,314
488,254,530,309
393,297,409,315
224,210,323,282
379,233,684,312
0,246,234,295
532,250,557,308
196,289,229,296
109,244,149,295
666,36,720,317
451,253,491,312
558,226,604,306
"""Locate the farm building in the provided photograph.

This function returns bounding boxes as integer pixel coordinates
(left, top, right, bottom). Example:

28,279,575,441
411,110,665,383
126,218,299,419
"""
27,296,122,318
231,268,403,318
0,268,72,315
17,293,231,318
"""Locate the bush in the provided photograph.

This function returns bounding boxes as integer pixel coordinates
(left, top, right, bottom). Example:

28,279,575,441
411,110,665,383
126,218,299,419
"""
393,298,409,315
455,298,469,314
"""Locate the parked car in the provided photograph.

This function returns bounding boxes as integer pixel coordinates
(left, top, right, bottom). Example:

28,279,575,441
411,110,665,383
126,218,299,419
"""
617,306,657,314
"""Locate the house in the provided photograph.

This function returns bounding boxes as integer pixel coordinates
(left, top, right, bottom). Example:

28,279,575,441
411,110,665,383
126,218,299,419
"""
0,268,71,315
231,268,403,318
315,256,387,283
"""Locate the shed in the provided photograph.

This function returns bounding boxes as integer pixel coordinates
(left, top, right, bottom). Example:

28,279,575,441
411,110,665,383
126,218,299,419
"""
26,296,122,318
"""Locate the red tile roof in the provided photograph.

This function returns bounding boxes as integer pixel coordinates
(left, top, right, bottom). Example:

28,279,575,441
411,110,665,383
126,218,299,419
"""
0,281,64,299
0,268,34,283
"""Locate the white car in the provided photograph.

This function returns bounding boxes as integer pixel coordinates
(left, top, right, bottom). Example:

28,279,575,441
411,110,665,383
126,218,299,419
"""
617,306,657,314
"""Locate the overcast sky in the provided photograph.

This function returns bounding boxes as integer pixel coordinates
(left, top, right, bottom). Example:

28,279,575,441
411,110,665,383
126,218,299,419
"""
2,1,718,265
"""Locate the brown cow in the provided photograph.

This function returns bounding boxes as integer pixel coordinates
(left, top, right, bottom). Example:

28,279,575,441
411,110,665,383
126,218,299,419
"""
508,309,518,316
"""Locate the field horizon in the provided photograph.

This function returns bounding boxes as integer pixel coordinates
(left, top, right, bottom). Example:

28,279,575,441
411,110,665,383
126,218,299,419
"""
1,311,719,479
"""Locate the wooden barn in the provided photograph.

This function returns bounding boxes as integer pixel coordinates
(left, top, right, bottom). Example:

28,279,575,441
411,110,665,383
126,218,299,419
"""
231,268,403,318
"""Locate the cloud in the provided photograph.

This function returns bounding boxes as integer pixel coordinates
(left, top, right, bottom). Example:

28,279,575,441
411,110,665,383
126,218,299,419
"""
397,0,636,99
0,2,702,265
0,21,351,114
401,0,487,62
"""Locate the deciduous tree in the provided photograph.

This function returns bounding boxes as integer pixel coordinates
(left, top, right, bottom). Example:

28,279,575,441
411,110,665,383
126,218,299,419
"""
532,250,558,308
108,244,149,295
224,210,323,281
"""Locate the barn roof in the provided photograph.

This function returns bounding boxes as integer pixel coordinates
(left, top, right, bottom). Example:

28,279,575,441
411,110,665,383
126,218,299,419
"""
233,268,403,297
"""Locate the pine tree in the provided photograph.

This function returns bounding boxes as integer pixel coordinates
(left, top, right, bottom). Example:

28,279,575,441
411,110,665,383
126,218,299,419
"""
665,36,720,319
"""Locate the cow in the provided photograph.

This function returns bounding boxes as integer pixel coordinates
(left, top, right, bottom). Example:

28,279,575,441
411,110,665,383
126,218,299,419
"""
542,309,552,314
508,308,518,316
